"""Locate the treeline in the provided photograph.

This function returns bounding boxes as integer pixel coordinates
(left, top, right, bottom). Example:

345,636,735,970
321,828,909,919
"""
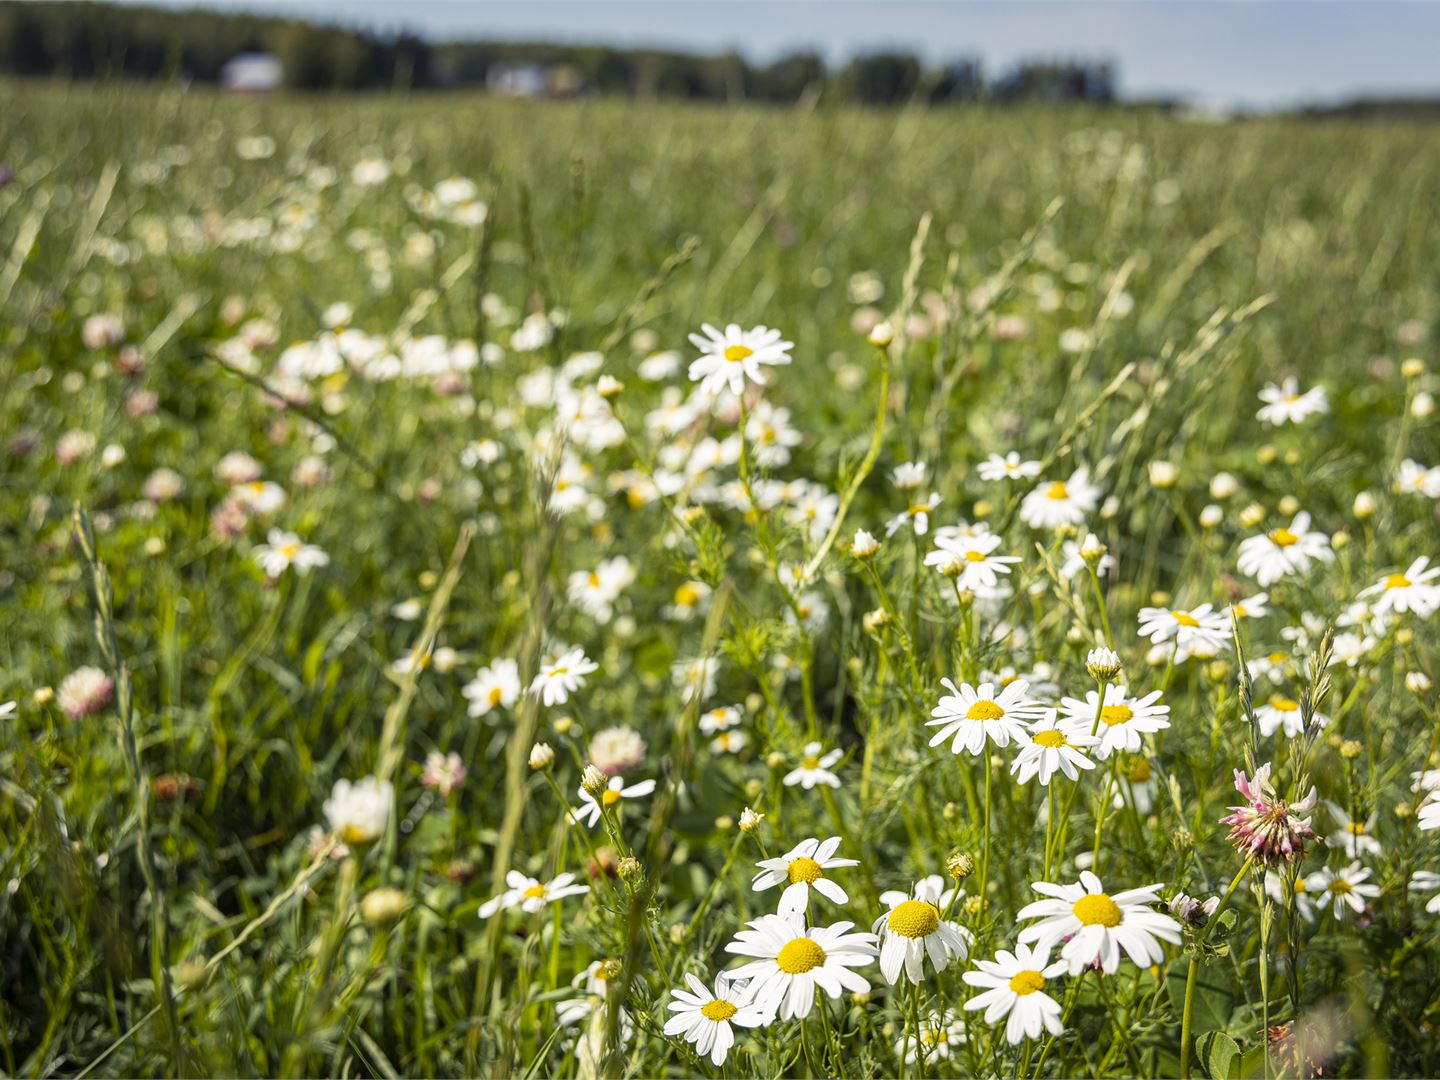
0,0,1118,104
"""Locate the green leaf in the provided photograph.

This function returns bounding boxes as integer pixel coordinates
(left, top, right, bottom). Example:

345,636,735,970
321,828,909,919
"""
1198,1031,1240,1080
1166,956,1239,1035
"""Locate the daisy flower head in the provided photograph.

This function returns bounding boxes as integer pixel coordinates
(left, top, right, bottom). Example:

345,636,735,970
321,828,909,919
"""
1016,871,1181,975
891,461,927,491
1325,802,1381,858
1254,693,1325,738
724,912,876,1021
1422,794,1440,831
1306,861,1379,919
1265,870,1317,923
687,322,793,397
1237,513,1334,586
1357,557,1440,618
462,658,521,718
1056,685,1170,761
873,875,971,985
253,530,329,578
589,725,647,776
566,556,636,622
530,647,597,706
1228,592,1271,621
1397,458,1440,499
1018,467,1101,530
1221,763,1318,866
1257,377,1329,426
323,775,392,846
962,942,1068,1044
1012,710,1098,786
886,492,941,537
1136,603,1229,651
895,1011,967,1065
699,704,743,735
0,701,14,721
664,973,770,1067
924,531,1021,590
479,870,589,919
978,451,1042,483
1409,870,1440,914
928,678,1045,756
752,836,859,915
570,774,657,828
783,742,843,789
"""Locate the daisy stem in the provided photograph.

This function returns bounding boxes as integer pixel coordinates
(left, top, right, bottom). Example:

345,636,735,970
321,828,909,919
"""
909,980,925,1079
1091,759,1119,869
1179,859,1252,1078
1088,565,1114,649
1031,969,1086,1078
979,754,992,935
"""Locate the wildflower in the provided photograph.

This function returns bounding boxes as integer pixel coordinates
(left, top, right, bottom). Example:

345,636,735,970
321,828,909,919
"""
141,467,185,503
1210,472,1240,499
530,648,598,706
1264,870,1317,923
55,430,97,464
1018,468,1101,529
1306,861,1380,918
851,529,880,558
570,775,657,828
1397,459,1440,498
1358,557,1440,618
479,871,589,918
1056,685,1170,760
360,887,410,927
1136,603,1228,651
961,943,1067,1043
589,726,647,776
664,973,770,1066
1168,893,1220,927
1085,647,1122,680
1220,763,1318,866
1409,870,1440,914
1406,671,1434,694
235,480,288,516
1016,871,1182,975
672,657,718,703
978,452,1042,482
687,323,793,396
1422,795,1440,831
711,730,749,754
946,851,976,880
421,751,468,796
1237,512,1333,585
873,875,971,985
1252,693,1321,738
323,776,392,845
924,532,1020,590
529,743,556,771
895,1011,967,1064
699,705,743,735
1257,377,1329,425
886,492,941,537
566,557,636,622
1012,711,1098,786
0,701,14,721
1325,802,1382,858
752,836,859,915
253,530,329,577
739,807,764,833
867,321,895,347
1227,592,1270,621
57,666,115,719
928,678,1045,756
891,462,927,490
782,742,843,789
723,912,876,1021
463,658,522,717
1148,460,1179,489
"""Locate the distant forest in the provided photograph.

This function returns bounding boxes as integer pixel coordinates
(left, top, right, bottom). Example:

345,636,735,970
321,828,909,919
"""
0,0,1125,105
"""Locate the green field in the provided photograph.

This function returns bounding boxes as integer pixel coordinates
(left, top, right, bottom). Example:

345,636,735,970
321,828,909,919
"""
3,81,1440,1078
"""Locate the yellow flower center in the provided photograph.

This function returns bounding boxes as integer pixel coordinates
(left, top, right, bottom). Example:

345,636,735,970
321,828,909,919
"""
1033,729,1068,748
776,937,826,974
701,999,738,1022
1268,652,1287,664
602,788,622,806
522,884,547,900
887,899,940,939
787,856,824,884
1009,970,1047,996
342,824,373,845
1293,878,1308,894
1045,481,1069,500
1386,573,1412,590
1345,822,1366,835
966,700,1005,721
1073,893,1123,927
1100,705,1134,726
279,543,301,559
1329,879,1353,895
1233,605,1248,618
907,504,930,516
1126,757,1153,783
588,571,601,587
488,686,503,706
723,344,753,363
801,755,820,770
675,582,703,606
1270,696,1299,712
964,550,987,562
1172,610,1199,627
550,666,569,677
1268,528,1299,547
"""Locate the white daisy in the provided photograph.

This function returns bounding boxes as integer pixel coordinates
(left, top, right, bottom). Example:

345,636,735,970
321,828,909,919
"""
699,704,743,735
322,776,392,845
1018,468,1101,530
664,973,770,1067
886,492,942,537
1136,603,1228,651
1265,870,1317,924
924,531,1021,590
1325,802,1382,859
891,462,927,491
1256,377,1328,426
752,836,859,915
463,658,522,717
1422,795,1440,831
1305,861,1379,918
0,701,15,721
1056,685,1170,760
895,1010,967,1065
1016,871,1182,975
961,942,1068,1044
1011,711,1098,786
479,870,590,919
235,479,288,516
928,678,1045,756
253,530,329,577
1227,592,1271,621
1409,870,1440,914
710,729,750,754
724,913,876,1021
566,557,636,622
1357,557,1440,618
978,452,1042,482
873,875,971,985
1236,513,1334,586
1397,458,1440,499
783,742,843,789
1254,693,1325,738
530,647,598,706
687,323,793,396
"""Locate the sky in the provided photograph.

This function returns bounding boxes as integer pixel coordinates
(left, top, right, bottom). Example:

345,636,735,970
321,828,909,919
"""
129,0,1440,110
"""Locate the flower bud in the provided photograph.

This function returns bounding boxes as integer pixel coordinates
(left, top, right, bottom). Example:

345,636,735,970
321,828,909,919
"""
862,608,891,635
714,815,734,832
1209,472,1239,500
1330,530,1350,550
1401,357,1426,379
580,764,608,797
1086,647,1122,681
1340,740,1363,760
1413,391,1435,419
851,529,880,558
1278,494,1300,516
1148,460,1178,489
1078,532,1107,565
946,850,975,879
529,742,555,771
1239,503,1266,528
1353,491,1377,519
617,856,643,883
739,806,764,833
1198,503,1223,529
360,886,409,927
1405,671,1433,694
867,321,895,348
597,374,624,398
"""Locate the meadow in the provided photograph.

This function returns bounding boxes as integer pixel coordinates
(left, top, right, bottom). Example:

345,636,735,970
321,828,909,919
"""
3,79,1440,1078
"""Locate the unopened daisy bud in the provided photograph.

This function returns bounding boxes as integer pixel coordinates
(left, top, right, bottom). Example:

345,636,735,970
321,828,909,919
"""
1413,391,1436,418
1395,802,1414,820
862,608,891,635
360,886,410,927
1065,626,1087,645
1256,444,1277,465
1054,522,1078,540
1171,827,1194,852
1283,448,1301,467
528,742,555,771
1150,590,1172,606
1099,496,1119,520
744,778,763,798
174,959,210,991
101,444,126,469
867,321,895,348
851,529,880,558
144,536,167,556
1398,627,1415,646
33,686,53,705
1198,503,1223,529
418,570,439,590
946,850,975,879
739,806,764,833
963,895,984,917
1278,494,1300,516
1405,671,1433,694
596,374,624,398
600,957,623,980
765,751,784,770
616,855,643,883
1078,532,1107,565
1352,490,1378,519
1239,503,1266,528
852,991,872,1006
1205,660,1229,683
942,801,958,821
714,815,733,832
1086,647,1122,680
1401,357,1427,379
1330,530,1350,550
580,764,608,796
669,922,687,944
1340,740,1363,760
972,498,993,519
1209,472,1239,500
1148,460,1178,489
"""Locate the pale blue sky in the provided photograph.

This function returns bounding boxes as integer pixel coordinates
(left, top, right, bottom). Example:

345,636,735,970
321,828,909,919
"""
133,0,1440,109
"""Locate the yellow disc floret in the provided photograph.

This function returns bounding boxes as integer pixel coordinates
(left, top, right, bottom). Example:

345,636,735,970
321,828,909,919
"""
1268,528,1299,547
701,999,738,1022
1100,705,1134,726
723,344,754,363
1033,729,1068,748
1073,893,1123,927
887,899,940,939
967,700,1005,721
1009,970,1047,995
776,937,826,974
787,856,824,884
